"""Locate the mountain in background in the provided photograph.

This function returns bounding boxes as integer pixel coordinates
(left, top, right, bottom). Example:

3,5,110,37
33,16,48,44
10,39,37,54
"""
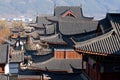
0,0,120,19
0,0,55,18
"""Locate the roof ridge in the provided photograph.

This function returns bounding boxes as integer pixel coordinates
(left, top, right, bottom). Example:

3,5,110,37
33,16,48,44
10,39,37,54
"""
59,19,98,23
32,58,54,65
55,6,81,8
40,34,59,40
75,30,114,48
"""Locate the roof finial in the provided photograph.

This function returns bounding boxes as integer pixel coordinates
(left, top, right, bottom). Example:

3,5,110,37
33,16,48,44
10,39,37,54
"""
80,3,82,8
53,0,56,8
53,0,56,16
54,3,56,8
79,0,82,8
106,8,109,13
104,5,109,13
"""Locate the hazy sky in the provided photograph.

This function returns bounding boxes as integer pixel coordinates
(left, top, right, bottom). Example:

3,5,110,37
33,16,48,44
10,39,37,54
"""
0,0,120,19
53,0,120,19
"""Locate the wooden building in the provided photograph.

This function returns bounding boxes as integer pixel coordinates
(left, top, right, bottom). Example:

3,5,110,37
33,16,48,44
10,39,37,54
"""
28,6,98,73
73,13,120,80
10,28,25,39
30,6,120,79
9,50,24,74
0,45,9,80
54,49,82,59
38,6,98,60
6,6,120,80
0,44,9,74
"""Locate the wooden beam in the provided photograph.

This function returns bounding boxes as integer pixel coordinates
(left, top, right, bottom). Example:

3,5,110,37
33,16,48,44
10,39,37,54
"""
76,49,108,56
62,10,76,18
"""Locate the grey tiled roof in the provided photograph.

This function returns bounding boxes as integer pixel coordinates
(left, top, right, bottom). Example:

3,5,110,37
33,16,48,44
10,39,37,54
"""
40,34,66,44
59,20,98,35
36,49,53,55
0,75,8,80
36,29,45,35
47,73,83,80
31,53,54,62
10,28,24,32
54,6,93,20
35,23,45,28
10,51,24,62
27,31,39,39
45,25,55,35
75,30,118,54
36,16,52,25
25,43,37,51
74,14,120,55
71,31,97,42
0,44,9,63
18,75,42,79
33,16,54,28
34,24,55,35
99,17,112,33
29,59,84,71
47,16,59,21
32,6,97,36
29,23,37,27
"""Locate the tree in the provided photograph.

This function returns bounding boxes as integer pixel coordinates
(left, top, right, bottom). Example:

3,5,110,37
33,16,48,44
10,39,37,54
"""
0,20,11,44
